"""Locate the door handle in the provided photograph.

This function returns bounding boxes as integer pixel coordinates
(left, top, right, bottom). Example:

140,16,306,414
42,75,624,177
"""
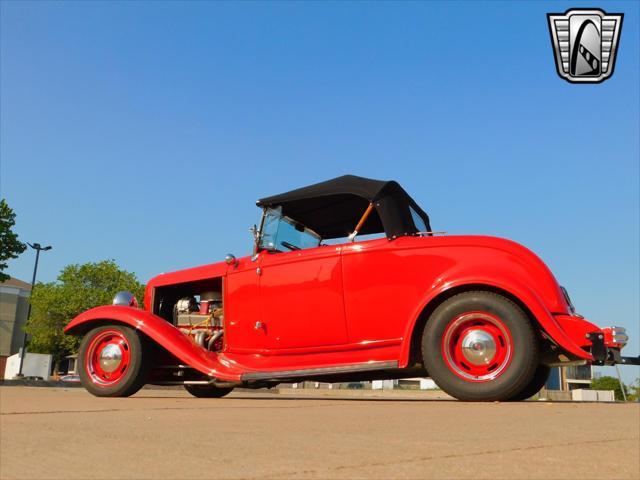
254,321,264,330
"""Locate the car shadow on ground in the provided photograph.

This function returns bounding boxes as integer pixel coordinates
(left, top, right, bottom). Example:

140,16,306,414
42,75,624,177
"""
136,394,455,402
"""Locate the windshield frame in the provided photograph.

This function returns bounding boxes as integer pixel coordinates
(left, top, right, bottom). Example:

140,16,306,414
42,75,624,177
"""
256,207,322,253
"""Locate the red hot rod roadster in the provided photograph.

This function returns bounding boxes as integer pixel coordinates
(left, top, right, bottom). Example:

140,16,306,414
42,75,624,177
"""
65,175,638,401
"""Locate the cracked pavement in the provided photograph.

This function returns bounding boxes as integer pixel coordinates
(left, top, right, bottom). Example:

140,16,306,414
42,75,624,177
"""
1,387,638,479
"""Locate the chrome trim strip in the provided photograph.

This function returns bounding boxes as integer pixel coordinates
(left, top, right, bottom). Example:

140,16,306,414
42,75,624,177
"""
241,361,399,381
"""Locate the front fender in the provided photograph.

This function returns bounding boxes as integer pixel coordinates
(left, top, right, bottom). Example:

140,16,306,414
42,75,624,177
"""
399,276,594,367
65,306,242,381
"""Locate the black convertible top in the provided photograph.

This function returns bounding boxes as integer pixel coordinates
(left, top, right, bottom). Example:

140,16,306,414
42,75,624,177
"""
256,175,431,240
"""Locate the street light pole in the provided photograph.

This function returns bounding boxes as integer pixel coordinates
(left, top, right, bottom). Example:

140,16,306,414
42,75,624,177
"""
15,242,52,378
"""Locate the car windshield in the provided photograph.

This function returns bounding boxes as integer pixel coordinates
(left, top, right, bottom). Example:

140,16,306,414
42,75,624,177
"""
259,207,322,252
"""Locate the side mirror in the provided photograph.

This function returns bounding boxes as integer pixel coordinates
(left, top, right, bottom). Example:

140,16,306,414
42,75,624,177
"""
249,224,259,242
250,224,260,260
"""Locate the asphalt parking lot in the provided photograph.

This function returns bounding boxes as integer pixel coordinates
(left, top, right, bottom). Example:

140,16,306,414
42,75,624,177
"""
1,387,638,480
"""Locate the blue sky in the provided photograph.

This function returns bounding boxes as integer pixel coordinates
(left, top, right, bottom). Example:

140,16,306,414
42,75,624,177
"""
1,1,638,381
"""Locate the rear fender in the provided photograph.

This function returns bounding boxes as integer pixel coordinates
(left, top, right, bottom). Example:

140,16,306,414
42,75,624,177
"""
400,277,594,367
64,306,242,381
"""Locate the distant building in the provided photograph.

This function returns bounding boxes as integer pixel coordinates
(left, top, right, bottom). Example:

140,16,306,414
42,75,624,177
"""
546,364,593,391
0,277,31,379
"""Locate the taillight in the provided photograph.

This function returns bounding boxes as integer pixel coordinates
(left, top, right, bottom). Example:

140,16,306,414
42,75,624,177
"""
602,326,628,348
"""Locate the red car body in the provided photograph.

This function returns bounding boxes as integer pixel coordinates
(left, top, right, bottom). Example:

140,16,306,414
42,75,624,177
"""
65,175,636,400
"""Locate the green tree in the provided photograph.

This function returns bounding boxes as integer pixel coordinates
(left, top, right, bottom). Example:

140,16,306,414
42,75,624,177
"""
627,378,640,402
26,260,145,370
0,199,27,282
591,375,628,401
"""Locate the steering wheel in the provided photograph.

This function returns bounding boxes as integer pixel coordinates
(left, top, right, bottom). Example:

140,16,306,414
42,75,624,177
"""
280,241,301,251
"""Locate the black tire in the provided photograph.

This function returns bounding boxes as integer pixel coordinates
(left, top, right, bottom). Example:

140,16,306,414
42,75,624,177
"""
422,291,539,402
78,324,151,397
184,385,234,398
508,364,551,401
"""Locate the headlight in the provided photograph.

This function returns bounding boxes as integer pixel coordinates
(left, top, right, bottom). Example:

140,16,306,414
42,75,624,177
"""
112,291,138,308
560,286,575,314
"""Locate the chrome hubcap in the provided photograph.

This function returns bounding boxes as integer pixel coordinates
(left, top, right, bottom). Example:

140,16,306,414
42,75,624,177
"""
442,311,513,382
98,343,123,373
461,330,496,365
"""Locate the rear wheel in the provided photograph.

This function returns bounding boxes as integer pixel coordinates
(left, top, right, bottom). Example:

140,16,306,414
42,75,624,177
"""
422,291,539,401
78,324,151,397
184,384,234,398
509,364,551,401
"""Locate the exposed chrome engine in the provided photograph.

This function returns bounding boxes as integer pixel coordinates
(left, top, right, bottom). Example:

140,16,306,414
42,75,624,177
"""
173,291,224,352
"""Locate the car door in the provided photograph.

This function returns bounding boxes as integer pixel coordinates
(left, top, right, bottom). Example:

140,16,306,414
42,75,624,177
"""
224,258,263,351
257,245,348,350
341,237,427,344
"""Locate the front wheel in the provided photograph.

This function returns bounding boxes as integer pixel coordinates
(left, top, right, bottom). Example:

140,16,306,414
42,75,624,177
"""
78,324,151,397
422,291,539,401
184,384,234,398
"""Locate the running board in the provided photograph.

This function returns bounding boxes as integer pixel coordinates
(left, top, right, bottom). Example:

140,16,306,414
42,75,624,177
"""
241,361,399,381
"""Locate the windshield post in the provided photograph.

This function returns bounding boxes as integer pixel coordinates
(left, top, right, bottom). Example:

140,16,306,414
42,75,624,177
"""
251,209,267,261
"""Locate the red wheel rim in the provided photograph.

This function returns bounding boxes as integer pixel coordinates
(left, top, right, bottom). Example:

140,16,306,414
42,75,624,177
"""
85,329,131,387
441,312,513,382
